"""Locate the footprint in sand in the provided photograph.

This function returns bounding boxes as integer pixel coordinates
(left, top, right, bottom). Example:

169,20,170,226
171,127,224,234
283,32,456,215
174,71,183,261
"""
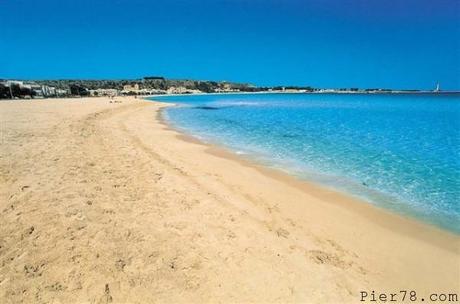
307,250,350,269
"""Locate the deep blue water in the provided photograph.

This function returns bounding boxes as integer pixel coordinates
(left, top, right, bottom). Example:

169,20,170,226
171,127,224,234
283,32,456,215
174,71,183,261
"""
151,93,460,233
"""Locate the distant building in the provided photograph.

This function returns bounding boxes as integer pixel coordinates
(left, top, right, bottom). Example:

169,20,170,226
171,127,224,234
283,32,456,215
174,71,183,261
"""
167,86,202,94
30,85,44,97
55,88,70,96
123,84,140,91
3,80,24,87
89,89,118,97
41,85,56,97
0,81,58,98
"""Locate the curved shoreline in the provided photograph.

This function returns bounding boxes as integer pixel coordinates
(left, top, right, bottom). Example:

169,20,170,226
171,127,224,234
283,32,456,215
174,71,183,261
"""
156,99,459,241
147,99,459,294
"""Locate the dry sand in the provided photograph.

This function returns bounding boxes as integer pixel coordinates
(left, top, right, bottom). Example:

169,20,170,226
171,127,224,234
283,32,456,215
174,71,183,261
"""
0,96,458,303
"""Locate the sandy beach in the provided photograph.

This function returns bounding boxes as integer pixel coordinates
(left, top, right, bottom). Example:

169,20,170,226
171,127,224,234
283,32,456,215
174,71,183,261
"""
0,96,458,303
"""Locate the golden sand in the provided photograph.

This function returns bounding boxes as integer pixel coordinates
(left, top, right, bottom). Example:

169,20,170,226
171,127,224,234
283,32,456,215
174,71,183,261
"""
0,96,458,303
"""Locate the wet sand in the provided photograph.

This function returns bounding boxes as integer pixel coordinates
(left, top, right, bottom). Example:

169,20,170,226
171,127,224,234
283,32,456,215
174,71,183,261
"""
0,96,458,303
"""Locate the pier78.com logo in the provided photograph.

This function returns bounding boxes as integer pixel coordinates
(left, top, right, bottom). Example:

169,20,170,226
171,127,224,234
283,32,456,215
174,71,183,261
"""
360,290,459,303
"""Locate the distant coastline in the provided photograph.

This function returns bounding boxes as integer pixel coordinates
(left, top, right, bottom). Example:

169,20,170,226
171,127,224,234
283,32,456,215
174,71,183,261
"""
1,77,458,100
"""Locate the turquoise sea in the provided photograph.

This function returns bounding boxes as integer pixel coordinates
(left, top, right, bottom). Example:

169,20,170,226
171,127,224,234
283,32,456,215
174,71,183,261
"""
151,93,460,233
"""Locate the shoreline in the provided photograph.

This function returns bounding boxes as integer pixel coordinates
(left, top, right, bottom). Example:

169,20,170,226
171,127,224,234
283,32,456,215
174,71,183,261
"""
155,100,459,248
1,97,458,303
155,98,459,237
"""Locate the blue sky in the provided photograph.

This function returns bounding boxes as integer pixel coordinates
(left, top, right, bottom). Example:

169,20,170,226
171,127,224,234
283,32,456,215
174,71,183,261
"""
1,0,459,90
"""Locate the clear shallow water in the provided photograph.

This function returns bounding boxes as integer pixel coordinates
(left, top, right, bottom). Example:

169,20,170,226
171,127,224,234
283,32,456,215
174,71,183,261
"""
151,93,460,233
